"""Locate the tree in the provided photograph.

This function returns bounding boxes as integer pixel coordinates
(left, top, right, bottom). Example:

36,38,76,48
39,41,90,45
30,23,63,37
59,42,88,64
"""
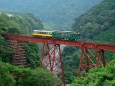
0,61,15,86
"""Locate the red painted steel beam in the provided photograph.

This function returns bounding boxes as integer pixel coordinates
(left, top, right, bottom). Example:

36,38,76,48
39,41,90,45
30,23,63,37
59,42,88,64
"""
3,34,115,51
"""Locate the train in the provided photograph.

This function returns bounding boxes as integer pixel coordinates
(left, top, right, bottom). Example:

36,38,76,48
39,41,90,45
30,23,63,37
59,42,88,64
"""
32,30,80,40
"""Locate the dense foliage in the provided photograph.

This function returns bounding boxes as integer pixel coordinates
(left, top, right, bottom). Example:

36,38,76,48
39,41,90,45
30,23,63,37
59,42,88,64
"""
72,0,115,60
63,0,115,84
0,13,43,68
73,0,115,39
0,0,115,85
62,46,79,83
0,61,58,86
0,61,15,86
0,0,102,29
71,57,115,86
0,13,59,86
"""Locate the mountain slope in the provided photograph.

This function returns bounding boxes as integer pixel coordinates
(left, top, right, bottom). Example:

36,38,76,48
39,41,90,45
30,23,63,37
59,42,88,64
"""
0,13,43,68
70,57,115,86
73,0,115,40
62,0,115,84
0,0,102,29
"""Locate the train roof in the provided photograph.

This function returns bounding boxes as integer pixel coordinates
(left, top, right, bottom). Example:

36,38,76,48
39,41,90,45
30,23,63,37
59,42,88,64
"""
54,30,80,33
33,30,80,34
33,30,54,32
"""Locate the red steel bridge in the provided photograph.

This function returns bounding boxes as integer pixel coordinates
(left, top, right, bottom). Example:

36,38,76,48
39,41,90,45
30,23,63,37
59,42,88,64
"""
3,34,115,86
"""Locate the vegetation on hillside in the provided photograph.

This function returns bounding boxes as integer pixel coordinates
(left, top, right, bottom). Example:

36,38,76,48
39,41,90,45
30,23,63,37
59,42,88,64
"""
93,25,115,44
0,0,102,29
0,0,115,85
71,57,115,86
0,13,59,85
62,46,79,83
0,13,43,68
63,0,115,84
73,0,115,39
0,61,58,86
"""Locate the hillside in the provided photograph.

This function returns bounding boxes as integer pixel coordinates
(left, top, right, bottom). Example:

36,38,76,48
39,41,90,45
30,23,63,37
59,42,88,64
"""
0,0,102,29
0,61,58,86
73,0,115,41
0,13,43,67
62,0,115,84
0,13,59,86
71,57,115,86
0,0,115,85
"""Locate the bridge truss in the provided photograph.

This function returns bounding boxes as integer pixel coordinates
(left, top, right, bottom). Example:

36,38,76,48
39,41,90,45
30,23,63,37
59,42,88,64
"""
3,34,115,86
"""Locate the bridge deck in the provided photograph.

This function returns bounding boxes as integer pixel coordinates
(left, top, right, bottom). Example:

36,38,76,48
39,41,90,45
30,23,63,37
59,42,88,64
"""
3,34,115,51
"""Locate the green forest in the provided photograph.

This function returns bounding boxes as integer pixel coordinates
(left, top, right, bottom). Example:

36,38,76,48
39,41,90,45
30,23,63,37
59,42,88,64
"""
0,0,115,86
0,13,58,86
63,0,115,85
0,0,102,30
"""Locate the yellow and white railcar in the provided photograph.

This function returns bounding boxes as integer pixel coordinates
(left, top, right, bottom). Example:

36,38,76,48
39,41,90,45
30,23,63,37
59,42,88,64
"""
32,30,53,38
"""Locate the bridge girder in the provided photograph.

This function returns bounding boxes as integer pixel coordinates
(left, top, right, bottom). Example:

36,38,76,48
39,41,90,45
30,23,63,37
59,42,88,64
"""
3,34,115,86
78,44,106,77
